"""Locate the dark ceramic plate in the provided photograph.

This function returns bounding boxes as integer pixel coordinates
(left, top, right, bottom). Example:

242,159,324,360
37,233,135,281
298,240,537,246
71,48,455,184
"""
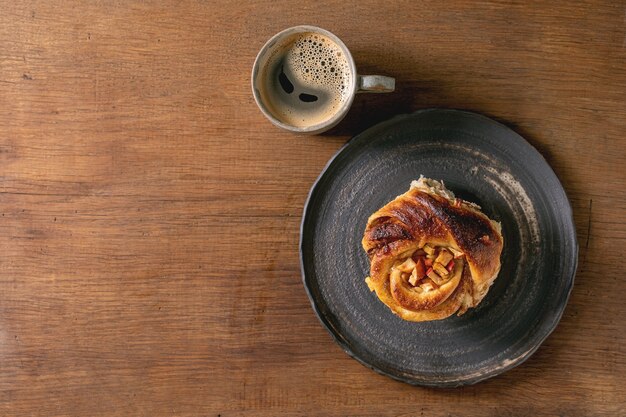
300,109,577,387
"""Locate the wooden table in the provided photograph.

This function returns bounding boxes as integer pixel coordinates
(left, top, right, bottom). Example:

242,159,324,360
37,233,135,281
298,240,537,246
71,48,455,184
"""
1,1,624,416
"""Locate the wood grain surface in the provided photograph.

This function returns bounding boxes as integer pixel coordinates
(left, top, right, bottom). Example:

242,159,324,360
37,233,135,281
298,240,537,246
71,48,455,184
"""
1,1,624,416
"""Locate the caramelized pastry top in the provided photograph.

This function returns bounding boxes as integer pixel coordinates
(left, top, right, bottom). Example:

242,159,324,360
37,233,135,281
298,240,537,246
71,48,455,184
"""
362,177,503,322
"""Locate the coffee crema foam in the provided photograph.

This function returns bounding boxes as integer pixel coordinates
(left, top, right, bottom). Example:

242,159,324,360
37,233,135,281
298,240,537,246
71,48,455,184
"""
259,32,353,128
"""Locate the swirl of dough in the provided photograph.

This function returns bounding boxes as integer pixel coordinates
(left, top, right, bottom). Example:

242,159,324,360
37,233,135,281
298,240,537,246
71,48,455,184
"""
362,177,503,322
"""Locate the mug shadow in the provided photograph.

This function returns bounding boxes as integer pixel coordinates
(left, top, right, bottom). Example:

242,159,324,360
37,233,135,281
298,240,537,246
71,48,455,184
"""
320,46,463,137
321,78,428,137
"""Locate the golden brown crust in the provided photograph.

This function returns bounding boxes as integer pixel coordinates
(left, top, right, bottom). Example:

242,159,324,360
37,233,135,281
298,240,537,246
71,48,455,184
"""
362,180,503,322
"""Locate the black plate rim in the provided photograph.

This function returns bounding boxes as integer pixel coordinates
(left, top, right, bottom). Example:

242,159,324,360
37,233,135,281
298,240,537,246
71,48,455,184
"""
299,108,578,387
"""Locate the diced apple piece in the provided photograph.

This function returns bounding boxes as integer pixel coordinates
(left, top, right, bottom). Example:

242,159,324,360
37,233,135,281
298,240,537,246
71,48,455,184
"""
408,269,419,286
397,257,416,273
433,262,449,277
435,249,453,266
446,260,455,272
423,244,435,255
427,268,445,285
413,257,426,279
420,278,436,292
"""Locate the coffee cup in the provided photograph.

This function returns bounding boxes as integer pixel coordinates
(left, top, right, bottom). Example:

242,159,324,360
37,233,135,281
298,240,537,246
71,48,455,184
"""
252,25,395,134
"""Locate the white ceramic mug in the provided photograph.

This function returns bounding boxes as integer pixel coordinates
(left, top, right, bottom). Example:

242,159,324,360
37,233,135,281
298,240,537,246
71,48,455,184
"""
252,25,395,134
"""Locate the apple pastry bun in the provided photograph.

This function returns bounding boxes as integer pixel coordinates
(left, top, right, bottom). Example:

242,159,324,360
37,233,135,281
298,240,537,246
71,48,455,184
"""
362,177,504,322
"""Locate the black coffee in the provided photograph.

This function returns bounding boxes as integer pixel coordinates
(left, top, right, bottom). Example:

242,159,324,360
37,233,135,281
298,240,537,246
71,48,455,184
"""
258,32,353,128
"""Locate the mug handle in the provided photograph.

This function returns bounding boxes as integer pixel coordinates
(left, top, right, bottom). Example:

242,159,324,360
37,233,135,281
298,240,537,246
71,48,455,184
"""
358,75,395,93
